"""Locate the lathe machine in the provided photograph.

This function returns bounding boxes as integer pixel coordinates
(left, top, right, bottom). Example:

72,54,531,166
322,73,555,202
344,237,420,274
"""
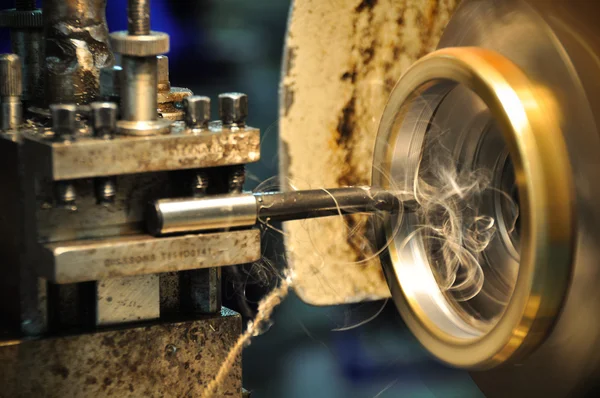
1,0,600,397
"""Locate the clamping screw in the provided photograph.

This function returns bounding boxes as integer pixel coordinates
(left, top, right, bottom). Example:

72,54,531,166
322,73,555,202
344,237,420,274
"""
183,96,210,130
219,92,248,127
50,103,77,141
90,102,118,139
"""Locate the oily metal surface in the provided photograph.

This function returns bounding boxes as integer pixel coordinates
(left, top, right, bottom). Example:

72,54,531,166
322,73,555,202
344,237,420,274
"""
39,229,261,283
0,310,242,397
279,0,459,305
428,0,600,396
22,124,260,180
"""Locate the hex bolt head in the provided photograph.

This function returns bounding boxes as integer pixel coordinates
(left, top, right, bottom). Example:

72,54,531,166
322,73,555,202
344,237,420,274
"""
218,92,247,126
90,102,118,138
183,96,210,129
50,104,77,140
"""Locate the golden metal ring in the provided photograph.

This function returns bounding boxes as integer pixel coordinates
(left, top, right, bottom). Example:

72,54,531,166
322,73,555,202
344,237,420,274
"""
372,47,575,369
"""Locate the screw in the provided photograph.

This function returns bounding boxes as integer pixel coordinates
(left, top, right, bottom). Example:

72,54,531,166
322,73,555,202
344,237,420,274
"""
95,177,117,205
50,103,77,141
218,93,248,126
90,102,117,139
0,54,23,130
50,103,78,209
192,171,209,197
54,180,77,211
183,96,210,130
228,165,246,193
128,0,150,35
90,102,118,205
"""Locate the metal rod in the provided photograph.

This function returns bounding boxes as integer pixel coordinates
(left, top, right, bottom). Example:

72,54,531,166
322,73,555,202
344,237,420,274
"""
147,187,406,236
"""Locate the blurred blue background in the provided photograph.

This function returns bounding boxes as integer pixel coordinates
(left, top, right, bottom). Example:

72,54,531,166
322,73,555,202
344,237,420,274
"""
0,0,484,396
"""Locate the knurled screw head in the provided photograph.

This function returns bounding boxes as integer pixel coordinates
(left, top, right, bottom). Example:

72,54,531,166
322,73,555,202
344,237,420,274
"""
183,95,211,129
90,102,118,138
0,53,22,97
50,104,77,140
218,92,247,126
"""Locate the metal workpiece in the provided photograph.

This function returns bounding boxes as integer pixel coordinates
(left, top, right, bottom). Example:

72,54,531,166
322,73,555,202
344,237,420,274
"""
148,187,402,236
0,54,22,131
43,0,114,105
96,274,159,326
148,193,258,236
99,65,122,101
90,101,117,139
183,95,210,129
38,229,261,283
0,312,243,397
219,92,248,126
22,124,261,180
156,55,192,121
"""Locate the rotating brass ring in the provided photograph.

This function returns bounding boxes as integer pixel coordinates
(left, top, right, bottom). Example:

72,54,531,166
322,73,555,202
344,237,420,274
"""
372,47,574,369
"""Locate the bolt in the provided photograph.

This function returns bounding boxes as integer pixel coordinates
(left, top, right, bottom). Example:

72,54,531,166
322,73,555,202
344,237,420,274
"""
192,171,209,197
219,92,248,126
228,165,246,193
95,177,117,205
90,102,117,139
183,96,210,130
0,54,22,130
50,103,78,208
50,103,77,141
128,0,150,35
54,180,77,211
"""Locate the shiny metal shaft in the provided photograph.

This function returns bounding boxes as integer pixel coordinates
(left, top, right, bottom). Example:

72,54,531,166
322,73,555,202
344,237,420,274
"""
147,187,404,236
1,97,21,130
121,56,157,122
0,53,22,130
